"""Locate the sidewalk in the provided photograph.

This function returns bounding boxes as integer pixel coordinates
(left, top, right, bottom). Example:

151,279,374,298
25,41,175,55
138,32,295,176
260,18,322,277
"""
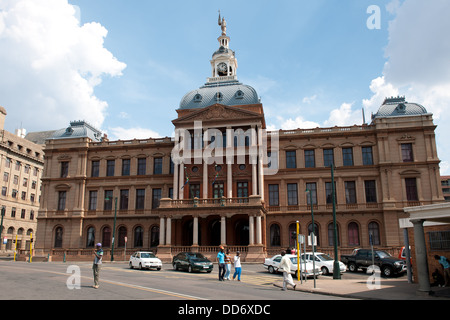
274,275,450,300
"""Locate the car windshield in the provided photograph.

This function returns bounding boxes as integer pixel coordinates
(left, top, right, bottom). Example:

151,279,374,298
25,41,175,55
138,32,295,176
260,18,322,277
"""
318,254,333,261
140,253,155,258
290,257,306,264
187,253,205,259
375,251,391,259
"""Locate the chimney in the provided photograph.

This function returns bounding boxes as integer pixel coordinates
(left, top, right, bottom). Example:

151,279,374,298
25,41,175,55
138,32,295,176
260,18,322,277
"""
0,106,6,131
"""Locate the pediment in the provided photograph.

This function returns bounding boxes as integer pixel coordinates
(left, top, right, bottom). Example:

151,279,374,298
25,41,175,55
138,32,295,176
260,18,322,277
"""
173,104,264,126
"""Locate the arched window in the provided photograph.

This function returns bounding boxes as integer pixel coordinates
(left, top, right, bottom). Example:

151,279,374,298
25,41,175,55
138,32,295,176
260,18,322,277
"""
308,223,320,246
118,226,127,248
328,223,340,246
270,224,280,246
368,222,381,246
348,222,360,246
102,227,111,248
54,227,63,248
134,226,143,248
86,227,95,248
150,226,159,247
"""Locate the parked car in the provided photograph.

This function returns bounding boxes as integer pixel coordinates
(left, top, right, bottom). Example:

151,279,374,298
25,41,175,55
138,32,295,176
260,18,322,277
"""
129,251,162,270
172,252,213,273
340,248,406,277
301,252,346,276
263,254,321,278
398,246,412,265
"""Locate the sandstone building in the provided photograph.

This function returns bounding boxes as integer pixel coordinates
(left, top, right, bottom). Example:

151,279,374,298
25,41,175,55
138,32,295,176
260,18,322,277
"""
35,17,445,262
0,107,45,255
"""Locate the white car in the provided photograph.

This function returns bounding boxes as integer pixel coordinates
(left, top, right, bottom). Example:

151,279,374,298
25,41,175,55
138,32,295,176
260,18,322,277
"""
301,252,346,276
129,251,162,270
263,254,321,278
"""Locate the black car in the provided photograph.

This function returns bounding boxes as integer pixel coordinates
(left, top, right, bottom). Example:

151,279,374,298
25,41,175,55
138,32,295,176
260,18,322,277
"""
172,252,214,273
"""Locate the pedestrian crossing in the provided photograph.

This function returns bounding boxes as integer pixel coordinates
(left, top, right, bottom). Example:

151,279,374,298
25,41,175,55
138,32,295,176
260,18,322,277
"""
102,264,282,287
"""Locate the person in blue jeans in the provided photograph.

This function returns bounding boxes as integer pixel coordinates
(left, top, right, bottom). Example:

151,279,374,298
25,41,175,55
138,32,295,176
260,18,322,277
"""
233,251,242,281
435,255,450,287
216,246,226,281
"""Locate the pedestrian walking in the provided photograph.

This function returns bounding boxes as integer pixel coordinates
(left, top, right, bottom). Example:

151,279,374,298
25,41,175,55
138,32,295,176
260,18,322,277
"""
279,251,296,291
92,243,103,289
224,248,232,280
232,251,242,281
216,246,226,281
434,255,450,287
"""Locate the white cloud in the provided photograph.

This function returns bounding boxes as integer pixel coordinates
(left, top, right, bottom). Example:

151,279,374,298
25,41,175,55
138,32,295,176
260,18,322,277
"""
0,0,126,132
108,127,162,141
364,0,450,174
302,94,317,104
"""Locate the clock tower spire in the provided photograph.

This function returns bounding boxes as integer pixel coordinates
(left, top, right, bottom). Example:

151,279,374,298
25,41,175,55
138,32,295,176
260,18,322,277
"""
210,12,238,80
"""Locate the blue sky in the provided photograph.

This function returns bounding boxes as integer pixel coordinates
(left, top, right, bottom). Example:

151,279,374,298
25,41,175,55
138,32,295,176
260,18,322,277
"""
1,0,450,174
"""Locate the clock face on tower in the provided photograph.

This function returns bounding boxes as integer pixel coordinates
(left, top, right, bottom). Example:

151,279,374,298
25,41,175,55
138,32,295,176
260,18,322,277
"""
217,62,227,76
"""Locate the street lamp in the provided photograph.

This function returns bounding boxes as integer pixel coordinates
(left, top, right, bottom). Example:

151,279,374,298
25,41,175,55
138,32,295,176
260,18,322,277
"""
331,163,341,279
106,197,118,262
305,188,316,288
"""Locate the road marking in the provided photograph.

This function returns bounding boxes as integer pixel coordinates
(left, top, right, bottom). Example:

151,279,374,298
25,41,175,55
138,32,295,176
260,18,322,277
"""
0,263,207,300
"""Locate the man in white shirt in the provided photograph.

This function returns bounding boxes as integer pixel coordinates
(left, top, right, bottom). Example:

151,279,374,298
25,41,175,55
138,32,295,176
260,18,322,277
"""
92,243,103,289
279,251,296,291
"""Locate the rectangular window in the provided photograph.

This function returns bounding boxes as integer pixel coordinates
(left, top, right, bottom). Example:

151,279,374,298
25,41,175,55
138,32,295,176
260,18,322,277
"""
323,149,334,167
1,187,7,196
304,150,315,168
237,181,248,202
21,209,26,219
3,172,8,182
169,187,173,200
153,157,163,174
362,146,374,165
268,184,279,206
429,231,450,250
405,178,418,201
58,191,66,211
342,147,353,166
136,189,145,210
11,207,16,218
401,143,414,162
106,160,115,177
89,191,98,210
325,182,337,204
91,161,100,177
287,183,298,205
345,181,357,204
169,157,174,174
213,182,224,199
267,151,278,170
306,182,317,205
120,189,129,210
152,188,162,209
137,158,146,175
286,151,296,169
60,161,69,178
122,159,130,176
364,180,377,203
189,184,200,199
104,190,113,210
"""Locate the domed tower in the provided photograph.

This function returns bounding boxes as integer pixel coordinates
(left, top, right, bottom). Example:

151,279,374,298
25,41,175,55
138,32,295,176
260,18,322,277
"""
163,14,267,261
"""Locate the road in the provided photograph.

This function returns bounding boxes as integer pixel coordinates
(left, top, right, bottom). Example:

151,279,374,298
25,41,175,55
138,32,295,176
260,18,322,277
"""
0,260,357,301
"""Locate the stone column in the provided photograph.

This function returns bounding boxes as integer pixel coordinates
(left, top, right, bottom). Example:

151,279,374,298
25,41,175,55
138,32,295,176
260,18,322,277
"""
203,162,208,199
166,217,172,246
159,217,165,245
412,219,431,294
256,215,262,245
249,215,255,245
221,216,226,245
173,164,179,199
193,216,199,246
179,164,184,200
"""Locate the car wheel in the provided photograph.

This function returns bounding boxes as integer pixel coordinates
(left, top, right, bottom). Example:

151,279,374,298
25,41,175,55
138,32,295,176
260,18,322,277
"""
173,263,178,271
268,266,275,274
321,267,329,275
156,267,161,271
348,263,358,272
188,265,193,273
382,266,393,277
139,263,143,270
129,262,133,269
